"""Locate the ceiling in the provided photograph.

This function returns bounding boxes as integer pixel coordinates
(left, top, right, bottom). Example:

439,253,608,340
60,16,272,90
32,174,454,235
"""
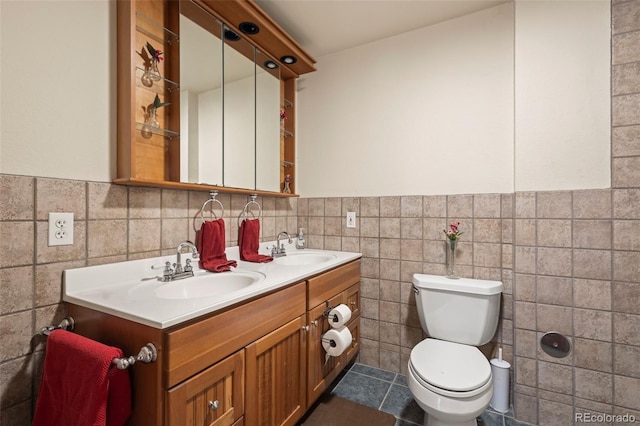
254,0,509,58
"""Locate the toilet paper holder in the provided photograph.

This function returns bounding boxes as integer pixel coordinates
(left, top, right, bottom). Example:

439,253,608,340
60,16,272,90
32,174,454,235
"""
321,337,337,347
540,331,571,358
322,301,335,318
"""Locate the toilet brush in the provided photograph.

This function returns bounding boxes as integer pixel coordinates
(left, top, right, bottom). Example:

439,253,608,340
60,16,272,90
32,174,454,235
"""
490,347,511,413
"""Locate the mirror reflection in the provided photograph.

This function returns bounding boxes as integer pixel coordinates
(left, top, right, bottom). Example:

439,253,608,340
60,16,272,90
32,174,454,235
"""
256,49,281,192
179,3,283,192
222,28,256,189
179,11,223,185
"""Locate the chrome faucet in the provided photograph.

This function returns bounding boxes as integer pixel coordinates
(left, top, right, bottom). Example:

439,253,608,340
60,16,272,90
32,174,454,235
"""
159,241,199,282
271,232,292,257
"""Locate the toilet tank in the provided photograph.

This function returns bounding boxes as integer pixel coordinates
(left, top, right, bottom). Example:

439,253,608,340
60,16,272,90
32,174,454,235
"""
412,274,503,346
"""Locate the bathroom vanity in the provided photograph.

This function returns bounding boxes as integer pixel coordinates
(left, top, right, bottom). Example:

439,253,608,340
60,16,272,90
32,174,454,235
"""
63,246,361,426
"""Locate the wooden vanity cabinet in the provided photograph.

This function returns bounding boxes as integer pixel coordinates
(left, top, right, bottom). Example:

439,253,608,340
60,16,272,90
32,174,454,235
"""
306,260,361,408
66,260,360,426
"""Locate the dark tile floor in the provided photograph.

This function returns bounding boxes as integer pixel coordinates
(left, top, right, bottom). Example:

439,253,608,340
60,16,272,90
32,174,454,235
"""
328,363,533,426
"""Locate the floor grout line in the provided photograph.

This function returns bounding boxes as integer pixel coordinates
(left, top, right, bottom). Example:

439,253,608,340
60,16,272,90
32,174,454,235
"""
377,374,397,411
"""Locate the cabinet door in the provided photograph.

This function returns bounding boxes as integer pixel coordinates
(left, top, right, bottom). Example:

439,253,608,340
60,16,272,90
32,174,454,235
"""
345,283,360,319
245,315,307,426
166,350,244,426
306,292,344,405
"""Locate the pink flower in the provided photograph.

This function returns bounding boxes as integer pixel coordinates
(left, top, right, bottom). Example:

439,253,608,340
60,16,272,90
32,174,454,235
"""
443,221,463,240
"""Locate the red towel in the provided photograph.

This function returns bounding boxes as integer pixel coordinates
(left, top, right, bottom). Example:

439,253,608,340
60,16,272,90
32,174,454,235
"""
197,218,237,272
239,219,273,263
32,329,132,426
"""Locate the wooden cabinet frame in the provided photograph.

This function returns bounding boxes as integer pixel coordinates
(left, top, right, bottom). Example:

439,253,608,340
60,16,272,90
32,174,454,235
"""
116,0,316,197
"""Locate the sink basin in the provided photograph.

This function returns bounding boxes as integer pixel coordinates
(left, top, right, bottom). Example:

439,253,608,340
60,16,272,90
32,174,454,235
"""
273,252,336,266
147,271,264,300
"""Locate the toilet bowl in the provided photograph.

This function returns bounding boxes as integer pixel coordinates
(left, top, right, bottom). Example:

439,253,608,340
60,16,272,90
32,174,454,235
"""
408,274,503,426
407,339,493,426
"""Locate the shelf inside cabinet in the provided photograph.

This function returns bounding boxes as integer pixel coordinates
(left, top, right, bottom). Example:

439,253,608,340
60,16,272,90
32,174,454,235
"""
135,11,179,45
135,67,180,92
135,122,180,140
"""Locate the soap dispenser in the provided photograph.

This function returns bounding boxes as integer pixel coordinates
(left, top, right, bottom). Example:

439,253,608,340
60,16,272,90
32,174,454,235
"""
296,228,305,249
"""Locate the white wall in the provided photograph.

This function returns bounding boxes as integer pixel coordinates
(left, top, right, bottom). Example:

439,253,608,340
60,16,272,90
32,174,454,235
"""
296,1,611,198
0,0,114,182
297,4,515,197
514,0,611,191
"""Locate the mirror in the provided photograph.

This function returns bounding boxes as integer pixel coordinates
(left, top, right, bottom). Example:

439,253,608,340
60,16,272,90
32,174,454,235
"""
222,28,256,189
179,2,282,192
179,10,223,185
255,50,281,192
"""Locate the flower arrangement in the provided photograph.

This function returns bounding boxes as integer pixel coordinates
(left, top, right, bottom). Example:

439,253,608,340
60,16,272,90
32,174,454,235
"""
151,94,170,111
146,42,164,63
280,109,287,121
443,221,463,240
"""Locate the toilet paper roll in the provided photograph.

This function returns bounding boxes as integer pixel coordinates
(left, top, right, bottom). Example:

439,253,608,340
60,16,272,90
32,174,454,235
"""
328,304,352,329
322,327,353,357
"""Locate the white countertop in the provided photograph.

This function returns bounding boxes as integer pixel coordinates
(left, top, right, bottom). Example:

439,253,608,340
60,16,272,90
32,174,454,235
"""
63,241,361,329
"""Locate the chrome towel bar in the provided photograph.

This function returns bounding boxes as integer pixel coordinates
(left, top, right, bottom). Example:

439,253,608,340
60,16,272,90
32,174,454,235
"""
40,317,75,336
40,317,158,370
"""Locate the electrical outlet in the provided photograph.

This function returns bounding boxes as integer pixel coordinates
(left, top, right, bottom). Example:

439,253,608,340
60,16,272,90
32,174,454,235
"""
346,211,356,228
48,212,74,246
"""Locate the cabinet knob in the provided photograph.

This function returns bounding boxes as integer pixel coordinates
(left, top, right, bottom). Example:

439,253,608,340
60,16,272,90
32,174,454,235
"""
208,400,220,411
302,325,309,332
311,320,318,327
350,301,357,307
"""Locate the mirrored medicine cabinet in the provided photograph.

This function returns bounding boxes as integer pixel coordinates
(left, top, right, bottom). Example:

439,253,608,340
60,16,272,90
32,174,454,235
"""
115,0,316,196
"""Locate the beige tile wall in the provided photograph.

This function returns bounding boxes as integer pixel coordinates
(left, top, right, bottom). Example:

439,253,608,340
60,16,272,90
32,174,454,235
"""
1,1,639,424
0,179,297,424
297,194,513,374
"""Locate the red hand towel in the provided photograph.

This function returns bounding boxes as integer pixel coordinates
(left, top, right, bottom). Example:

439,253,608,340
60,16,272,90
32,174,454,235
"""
239,219,273,263
32,329,132,426
197,218,237,272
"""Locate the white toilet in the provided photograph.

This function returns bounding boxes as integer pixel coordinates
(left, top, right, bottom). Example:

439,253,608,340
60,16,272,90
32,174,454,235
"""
407,274,503,426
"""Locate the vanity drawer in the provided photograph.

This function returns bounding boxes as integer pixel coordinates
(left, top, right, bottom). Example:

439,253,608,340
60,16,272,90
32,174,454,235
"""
307,260,360,309
165,281,306,387
166,349,244,426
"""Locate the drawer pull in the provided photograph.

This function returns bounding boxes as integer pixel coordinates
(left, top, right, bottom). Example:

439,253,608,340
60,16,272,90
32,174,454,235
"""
209,400,220,411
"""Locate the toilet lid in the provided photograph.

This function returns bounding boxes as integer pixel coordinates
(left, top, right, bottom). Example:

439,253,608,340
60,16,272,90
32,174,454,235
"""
410,339,491,392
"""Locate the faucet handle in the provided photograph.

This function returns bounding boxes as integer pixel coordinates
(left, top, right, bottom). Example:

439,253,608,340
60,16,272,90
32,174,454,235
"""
184,258,193,272
162,262,174,281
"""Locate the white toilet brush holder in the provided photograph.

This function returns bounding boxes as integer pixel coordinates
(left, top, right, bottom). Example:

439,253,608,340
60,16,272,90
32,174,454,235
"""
489,348,510,413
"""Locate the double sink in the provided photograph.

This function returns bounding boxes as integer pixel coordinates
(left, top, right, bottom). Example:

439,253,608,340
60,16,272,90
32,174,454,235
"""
64,242,360,329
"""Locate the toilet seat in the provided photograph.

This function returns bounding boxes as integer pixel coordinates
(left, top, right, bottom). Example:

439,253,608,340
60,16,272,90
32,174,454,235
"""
409,338,492,398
